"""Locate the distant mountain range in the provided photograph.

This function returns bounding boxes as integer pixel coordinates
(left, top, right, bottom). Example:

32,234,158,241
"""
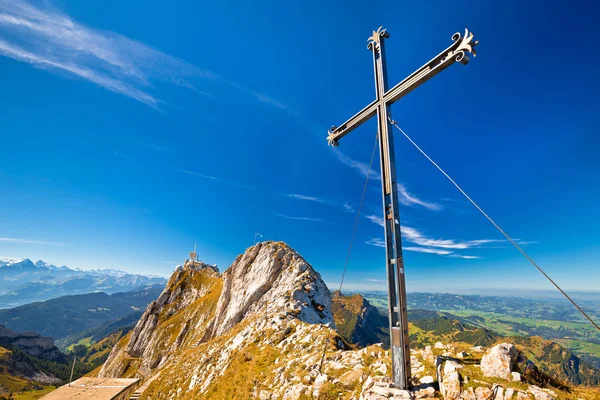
0,258,167,308
0,285,163,341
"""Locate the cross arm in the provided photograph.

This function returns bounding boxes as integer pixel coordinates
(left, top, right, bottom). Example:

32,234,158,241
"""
327,29,478,147
327,99,378,146
382,29,478,107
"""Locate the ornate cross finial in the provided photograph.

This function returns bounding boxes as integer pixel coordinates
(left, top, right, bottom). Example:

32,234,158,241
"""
367,26,389,51
447,29,479,64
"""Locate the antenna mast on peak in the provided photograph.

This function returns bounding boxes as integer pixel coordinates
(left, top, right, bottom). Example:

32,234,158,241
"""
189,243,197,263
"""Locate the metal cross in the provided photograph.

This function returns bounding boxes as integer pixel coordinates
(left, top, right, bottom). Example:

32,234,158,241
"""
327,27,478,389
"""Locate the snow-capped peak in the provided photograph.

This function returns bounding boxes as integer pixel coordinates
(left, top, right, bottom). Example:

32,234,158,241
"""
0,257,25,267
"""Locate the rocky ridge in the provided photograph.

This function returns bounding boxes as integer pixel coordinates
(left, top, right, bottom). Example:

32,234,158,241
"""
96,242,600,400
0,325,60,360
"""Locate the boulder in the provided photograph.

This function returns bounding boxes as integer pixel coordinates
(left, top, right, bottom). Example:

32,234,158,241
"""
516,391,531,400
421,346,435,364
475,387,492,400
413,385,435,399
442,371,461,400
528,385,555,400
481,343,519,379
340,369,362,388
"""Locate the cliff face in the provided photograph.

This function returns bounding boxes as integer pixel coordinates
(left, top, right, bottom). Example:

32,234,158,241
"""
99,242,334,381
98,261,223,378
332,291,389,348
205,241,334,340
0,325,61,361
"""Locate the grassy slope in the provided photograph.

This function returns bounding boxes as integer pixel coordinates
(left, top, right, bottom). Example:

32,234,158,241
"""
331,292,389,348
409,310,498,348
78,328,133,368
0,346,52,398
99,267,223,379
449,309,600,367
406,312,600,386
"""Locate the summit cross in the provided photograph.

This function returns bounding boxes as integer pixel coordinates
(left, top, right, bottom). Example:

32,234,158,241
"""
327,27,478,389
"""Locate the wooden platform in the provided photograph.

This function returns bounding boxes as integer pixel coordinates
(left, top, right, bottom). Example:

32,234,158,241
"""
40,377,140,400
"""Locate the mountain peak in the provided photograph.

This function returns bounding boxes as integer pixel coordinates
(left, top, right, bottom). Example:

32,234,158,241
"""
205,241,334,339
99,241,336,381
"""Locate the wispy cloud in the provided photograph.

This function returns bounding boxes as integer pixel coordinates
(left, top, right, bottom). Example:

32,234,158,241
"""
343,202,354,213
448,254,481,259
404,246,453,255
0,1,292,111
175,169,258,191
397,184,441,211
331,148,381,180
365,278,385,283
331,150,439,212
365,238,385,248
112,150,132,159
512,240,538,245
286,194,357,215
364,217,497,259
287,194,329,204
365,237,479,259
177,170,353,215
0,237,63,246
366,215,384,227
273,213,326,222
138,141,168,152
399,226,501,250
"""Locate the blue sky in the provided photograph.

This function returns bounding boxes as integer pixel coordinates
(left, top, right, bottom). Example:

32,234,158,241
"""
0,0,598,293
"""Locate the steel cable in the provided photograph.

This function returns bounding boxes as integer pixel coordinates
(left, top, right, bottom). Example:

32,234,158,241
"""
388,116,600,332
338,132,379,294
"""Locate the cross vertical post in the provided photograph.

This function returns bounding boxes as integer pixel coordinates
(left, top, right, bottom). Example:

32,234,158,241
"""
370,29,411,388
328,27,478,389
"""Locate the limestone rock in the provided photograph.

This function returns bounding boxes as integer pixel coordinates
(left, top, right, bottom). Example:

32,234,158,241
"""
442,371,461,400
421,346,435,364
528,385,555,400
461,387,476,400
125,263,220,358
481,343,519,379
206,242,334,339
444,360,463,375
314,373,328,388
516,391,531,400
475,387,492,400
340,369,362,388
0,325,60,360
511,372,521,381
493,385,504,400
413,384,435,399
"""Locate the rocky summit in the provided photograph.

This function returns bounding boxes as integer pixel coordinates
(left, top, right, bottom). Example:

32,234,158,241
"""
94,242,600,400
